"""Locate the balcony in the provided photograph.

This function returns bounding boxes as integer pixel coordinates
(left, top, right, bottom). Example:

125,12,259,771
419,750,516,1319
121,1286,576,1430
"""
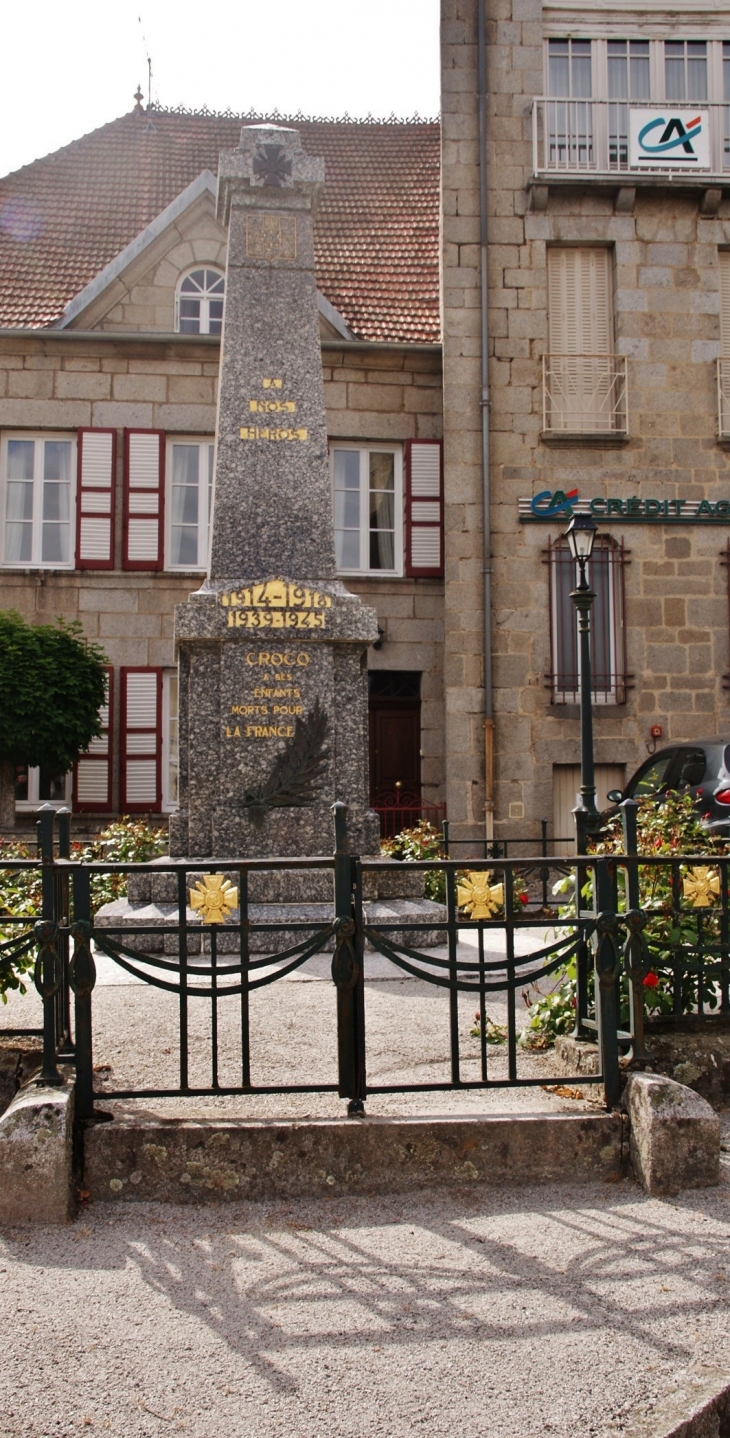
531,99,730,191
542,355,628,441
718,359,730,441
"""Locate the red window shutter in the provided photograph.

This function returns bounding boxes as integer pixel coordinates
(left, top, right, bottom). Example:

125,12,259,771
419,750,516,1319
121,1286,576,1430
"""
73,667,114,813
76,428,116,569
405,439,443,578
120,668,162,812
122,429,165,570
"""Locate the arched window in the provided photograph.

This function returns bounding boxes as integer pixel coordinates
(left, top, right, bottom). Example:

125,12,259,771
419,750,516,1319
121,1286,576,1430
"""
175,268,225,335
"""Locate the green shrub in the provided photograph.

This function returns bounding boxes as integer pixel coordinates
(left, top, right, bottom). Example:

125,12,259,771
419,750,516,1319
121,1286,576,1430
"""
0,816,167,1000
522,791,730,1044
381,820,445,902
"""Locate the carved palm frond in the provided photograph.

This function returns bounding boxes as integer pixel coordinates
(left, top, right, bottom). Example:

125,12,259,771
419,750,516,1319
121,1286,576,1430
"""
243,699,329,824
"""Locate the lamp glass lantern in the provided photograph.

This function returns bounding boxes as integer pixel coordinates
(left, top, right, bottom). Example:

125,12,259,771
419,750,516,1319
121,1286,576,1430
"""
565,512,597,568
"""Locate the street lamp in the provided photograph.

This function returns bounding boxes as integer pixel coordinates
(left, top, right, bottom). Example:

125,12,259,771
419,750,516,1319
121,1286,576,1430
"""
564,512,600,854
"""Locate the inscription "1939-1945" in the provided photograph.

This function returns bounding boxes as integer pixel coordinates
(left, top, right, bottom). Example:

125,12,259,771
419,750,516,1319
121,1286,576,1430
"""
221,579,331,630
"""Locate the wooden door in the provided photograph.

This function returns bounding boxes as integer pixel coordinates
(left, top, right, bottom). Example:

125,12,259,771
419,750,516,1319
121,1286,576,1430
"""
369,701,421,805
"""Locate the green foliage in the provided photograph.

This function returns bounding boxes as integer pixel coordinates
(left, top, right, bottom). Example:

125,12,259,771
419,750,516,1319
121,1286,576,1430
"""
522,792,730,1045
520,958,579,1049
381,820,445,902
0,837,40,1002
0,817,167,999
78,816,168,909
470,1012,507,1044
0,611,108,772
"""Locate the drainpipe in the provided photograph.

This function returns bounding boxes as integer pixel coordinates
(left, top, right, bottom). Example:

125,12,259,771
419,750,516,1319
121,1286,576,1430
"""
478,0,494,843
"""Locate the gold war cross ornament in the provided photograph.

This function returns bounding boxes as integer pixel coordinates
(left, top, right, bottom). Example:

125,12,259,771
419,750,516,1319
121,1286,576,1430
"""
189,875,239,924
456,871,505,920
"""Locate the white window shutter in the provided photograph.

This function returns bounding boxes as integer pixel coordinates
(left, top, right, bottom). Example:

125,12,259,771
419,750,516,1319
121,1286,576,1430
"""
405,440,443,578
720,252,730,356
73,668,113,812
548,247,612,355
123,430,165,570
76,429,115,569
121,668,162,811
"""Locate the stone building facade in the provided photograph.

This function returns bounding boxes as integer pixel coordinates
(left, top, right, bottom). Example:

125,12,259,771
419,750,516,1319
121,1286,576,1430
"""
0,114,444,833
442,0,730,844
5,3,730,849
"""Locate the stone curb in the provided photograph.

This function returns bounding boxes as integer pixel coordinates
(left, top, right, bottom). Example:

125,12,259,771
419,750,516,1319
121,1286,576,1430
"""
0,1081,75,1225
624,1368,730,1438
84,1111,627,1203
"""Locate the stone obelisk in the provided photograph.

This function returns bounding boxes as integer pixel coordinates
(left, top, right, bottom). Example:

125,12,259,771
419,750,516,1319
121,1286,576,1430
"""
170,126,380,861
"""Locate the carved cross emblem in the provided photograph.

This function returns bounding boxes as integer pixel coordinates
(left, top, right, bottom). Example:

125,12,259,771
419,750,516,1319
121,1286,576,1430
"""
456,871,505,920
190,875,239,924
253,145,292,187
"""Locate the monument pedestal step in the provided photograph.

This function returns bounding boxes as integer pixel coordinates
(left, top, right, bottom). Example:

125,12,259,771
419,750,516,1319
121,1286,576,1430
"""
95,898,446,955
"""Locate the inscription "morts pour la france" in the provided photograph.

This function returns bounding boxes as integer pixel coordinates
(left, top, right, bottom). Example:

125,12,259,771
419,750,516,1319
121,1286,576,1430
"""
221,579,332,630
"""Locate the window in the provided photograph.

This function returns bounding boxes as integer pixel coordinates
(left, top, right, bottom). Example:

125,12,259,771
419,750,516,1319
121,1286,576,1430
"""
547,39,593,167
175,268,225,335
15,765,71,811
547,537,628,704
664,41,707,102
608,40,650,165
548,39,592,98
545,248,627,435
332,445,403,576
1,433,75,567
162,670,179,811
166,438,214,569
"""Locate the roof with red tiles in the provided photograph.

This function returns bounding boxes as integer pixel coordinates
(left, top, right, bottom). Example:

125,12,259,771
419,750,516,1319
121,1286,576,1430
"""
0,106,441,343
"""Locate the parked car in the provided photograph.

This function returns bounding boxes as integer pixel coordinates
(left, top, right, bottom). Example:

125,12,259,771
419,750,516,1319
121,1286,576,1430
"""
606,737,730,835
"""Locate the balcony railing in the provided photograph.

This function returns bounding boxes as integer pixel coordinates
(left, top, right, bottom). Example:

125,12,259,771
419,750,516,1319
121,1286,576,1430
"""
532,98,730,178
542,354,628,437
718,359,730,439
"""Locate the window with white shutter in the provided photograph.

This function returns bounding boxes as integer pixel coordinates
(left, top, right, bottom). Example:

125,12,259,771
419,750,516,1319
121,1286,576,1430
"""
405,440,443,579
76,429,115,569
545,248,625,433
719,252,730,356
123,430,165,570
73,667,113,812
120,668,162,812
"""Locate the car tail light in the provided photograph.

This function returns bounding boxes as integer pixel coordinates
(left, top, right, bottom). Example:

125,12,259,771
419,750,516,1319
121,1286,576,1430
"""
715,789,730,805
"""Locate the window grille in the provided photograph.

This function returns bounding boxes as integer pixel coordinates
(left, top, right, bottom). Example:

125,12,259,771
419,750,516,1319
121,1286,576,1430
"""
545,536,630,704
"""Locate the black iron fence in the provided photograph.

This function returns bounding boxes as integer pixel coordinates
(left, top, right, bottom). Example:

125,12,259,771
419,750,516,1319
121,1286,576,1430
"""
2,801,729,1119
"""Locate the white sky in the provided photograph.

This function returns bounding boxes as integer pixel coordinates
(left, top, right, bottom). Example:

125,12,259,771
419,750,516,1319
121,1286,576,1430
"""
0,0,441,178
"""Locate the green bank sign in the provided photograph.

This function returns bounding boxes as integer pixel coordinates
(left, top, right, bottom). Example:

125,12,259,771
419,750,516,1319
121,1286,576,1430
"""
520,489,730,524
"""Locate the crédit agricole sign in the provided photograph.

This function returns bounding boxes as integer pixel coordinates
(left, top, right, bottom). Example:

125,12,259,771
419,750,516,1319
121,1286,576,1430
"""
520,488,730,524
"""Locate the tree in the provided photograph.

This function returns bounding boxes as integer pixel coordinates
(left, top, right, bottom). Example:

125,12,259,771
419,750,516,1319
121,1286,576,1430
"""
0,612,108,829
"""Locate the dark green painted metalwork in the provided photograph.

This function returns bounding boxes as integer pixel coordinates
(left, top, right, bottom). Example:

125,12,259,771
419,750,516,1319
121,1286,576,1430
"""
6,805,730,1118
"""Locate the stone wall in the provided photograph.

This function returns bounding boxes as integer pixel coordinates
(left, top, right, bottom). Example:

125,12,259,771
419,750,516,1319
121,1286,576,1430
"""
441,0,730,839
0,334,445,815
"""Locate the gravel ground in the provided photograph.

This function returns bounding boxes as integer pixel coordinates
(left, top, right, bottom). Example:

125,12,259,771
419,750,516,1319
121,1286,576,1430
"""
1,1179,730,1438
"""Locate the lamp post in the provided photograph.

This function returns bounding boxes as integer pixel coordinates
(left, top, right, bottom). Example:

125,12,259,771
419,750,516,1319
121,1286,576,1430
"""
565,512,601,855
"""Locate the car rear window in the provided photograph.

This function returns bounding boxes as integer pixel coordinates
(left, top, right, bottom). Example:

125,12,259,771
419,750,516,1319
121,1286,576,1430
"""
630,753,675,797
675,748,706,788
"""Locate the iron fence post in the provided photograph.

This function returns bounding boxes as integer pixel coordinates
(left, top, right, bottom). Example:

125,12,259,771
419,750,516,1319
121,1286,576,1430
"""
441,819,450,858
620,799,650,1068
33,919,63,1086
69,865,96,1122
594,857,621,1109
331,801,366,1114
55,807,74,1058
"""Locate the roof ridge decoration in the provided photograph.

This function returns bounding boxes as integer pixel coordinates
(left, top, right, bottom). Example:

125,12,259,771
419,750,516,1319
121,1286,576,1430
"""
146,101,440,126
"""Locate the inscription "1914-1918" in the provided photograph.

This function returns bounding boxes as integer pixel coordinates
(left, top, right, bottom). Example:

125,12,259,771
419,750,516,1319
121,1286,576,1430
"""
221,579,331,630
